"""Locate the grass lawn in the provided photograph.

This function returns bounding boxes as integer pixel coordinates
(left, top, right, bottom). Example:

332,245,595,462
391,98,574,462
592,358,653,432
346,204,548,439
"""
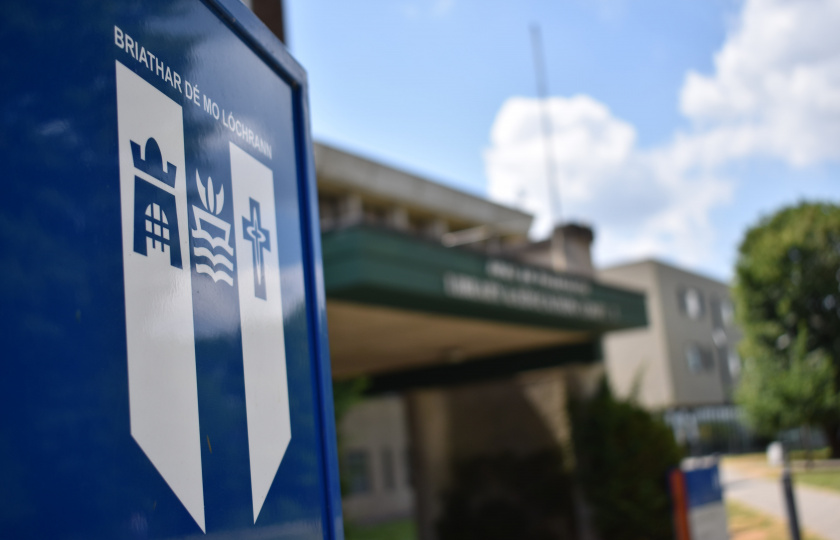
727,501,826,540
345,519,417,540
794,469,840,493
346,503,836,540
723,453,840,495
789,448,832,461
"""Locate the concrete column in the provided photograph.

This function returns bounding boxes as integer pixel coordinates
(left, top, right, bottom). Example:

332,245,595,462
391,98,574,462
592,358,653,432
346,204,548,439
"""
386,206,410,231
318,197,335,230
518,368,572,451
423,218,448,241
448,378,558,459
406,389,450,540
405,371,597,540
337,193,363,228
563,362,606,400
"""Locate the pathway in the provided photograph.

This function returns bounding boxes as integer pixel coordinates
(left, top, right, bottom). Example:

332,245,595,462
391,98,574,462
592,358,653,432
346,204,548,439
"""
722,462,840,540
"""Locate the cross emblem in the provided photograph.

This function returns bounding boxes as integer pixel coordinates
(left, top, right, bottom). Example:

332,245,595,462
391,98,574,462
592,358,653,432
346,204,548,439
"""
242,198,271,300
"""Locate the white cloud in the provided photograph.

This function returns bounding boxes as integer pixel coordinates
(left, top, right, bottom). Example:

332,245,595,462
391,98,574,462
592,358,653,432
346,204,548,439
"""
681,0,840,166
485,96,732,268
485,0,840,270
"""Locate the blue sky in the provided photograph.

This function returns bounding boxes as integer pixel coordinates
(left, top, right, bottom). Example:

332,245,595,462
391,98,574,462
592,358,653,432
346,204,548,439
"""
285,0,840,281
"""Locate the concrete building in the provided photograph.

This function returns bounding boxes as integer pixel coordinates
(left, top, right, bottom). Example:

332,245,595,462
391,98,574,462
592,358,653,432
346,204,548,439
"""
338,396,414,524
598,260,746,452
314,142,648,537
599,259,741,409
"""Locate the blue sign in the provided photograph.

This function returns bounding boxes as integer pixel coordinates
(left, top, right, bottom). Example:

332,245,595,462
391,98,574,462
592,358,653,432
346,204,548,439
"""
0,1,342,539
684,465,724,508
671,463,728,540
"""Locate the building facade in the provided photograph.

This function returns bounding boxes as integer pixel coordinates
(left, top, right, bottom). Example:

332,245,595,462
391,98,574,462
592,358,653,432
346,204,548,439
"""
313,143,648,537
599,260,741,409
598,260,749,453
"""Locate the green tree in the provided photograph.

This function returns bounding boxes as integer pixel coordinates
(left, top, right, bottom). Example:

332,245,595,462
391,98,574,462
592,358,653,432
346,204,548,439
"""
733,202,840,456
737,327,840,438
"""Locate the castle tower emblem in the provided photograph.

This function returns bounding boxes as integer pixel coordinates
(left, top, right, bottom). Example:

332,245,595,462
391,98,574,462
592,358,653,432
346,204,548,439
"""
131,137,183,268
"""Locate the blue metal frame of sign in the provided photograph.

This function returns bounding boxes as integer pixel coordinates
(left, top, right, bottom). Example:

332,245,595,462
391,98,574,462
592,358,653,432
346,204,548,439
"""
215,3,345,537
212,2,345,536
0,0,342,538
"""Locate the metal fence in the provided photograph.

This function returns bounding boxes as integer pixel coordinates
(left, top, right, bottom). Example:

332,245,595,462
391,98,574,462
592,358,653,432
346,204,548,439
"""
663,406,766,455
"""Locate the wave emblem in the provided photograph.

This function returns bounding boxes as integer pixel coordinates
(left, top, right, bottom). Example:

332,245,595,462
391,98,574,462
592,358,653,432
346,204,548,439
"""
191,170,235,285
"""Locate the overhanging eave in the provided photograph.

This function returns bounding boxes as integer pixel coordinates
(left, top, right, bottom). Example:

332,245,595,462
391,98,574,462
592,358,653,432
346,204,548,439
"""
323,226,648,334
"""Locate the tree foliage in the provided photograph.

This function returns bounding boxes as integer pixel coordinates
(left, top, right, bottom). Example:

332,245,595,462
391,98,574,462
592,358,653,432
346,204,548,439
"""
737,327,840,434
733,201,840,454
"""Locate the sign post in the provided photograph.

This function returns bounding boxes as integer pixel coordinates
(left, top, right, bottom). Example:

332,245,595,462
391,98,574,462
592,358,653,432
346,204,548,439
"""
0,1,342,538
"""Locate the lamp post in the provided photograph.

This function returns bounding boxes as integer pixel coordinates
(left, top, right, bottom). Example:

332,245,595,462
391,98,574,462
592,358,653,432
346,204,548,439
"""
781,442,802,540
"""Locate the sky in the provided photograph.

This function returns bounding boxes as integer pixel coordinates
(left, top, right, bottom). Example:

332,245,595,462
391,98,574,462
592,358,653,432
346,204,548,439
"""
284,0,840,281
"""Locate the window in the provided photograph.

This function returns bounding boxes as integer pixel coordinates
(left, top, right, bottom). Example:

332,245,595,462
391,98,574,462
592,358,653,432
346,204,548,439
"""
343,450,371,495
144,203,170,254
711,295,735,332
727,348,741,379
678,286,705,320
685,343,714,373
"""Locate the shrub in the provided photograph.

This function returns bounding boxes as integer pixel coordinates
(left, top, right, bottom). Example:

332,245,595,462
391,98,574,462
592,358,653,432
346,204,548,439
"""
570,378,682,540
437,450,576,540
